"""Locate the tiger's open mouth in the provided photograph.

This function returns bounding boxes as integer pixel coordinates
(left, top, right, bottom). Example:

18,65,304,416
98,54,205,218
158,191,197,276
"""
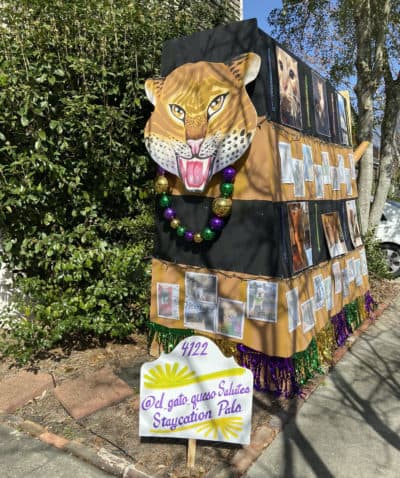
177,157,212,192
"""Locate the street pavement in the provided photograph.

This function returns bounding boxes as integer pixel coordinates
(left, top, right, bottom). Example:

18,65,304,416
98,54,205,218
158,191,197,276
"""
245,295,400,478
0,423,112,478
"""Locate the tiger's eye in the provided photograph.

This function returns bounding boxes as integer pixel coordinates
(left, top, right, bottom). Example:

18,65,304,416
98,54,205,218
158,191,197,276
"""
169,104,185,121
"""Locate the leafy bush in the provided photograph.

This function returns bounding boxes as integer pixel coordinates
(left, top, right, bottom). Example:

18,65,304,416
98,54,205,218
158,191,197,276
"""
0,0,227,361
363,231,391,279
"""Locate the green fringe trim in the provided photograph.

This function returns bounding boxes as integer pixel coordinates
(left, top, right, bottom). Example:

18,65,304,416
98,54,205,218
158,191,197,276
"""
293,338,323,386
147,322,194,353
344,300,362,331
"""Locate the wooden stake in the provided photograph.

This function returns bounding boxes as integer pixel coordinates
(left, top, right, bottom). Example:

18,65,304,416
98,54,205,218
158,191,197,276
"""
187,439,196,467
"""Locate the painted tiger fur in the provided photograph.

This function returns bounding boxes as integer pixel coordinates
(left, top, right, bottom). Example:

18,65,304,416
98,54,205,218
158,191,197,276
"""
144,53,261,192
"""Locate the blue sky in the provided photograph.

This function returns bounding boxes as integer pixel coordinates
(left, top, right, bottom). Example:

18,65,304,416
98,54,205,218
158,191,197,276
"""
243,0,282,34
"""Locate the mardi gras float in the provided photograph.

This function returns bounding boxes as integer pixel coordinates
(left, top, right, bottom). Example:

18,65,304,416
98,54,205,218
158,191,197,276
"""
144,19,375,396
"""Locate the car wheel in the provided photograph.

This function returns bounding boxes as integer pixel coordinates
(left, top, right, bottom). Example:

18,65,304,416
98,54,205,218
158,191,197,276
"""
380,243,400,278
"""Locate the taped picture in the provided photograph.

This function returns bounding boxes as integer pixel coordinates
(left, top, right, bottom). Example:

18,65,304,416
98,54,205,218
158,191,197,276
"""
185,272,217,304
276,46,303,130
247,280,278,323
288,202,313,273
321,152,331,184
313,274,325,311
293,159,305,197
217,298,245,339
322,212,347,258
287,287,301,333
157,283,180,320
332,262,342,294
346,200,362,248
312,72,330,137
314,164,324,199
184,301,216,332
301,298,315,333
302,144,314,181
279,141,294,183
323,276,333,311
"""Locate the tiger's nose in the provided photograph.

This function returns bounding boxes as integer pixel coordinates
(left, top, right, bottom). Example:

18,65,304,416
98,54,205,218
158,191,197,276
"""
187,139,204,157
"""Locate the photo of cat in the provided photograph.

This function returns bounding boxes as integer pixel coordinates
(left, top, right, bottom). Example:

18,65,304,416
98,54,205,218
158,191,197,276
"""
276,46,303,130
321,212,348,258
288,202,313,273
337,93,350,146
312,72,330,137
346,200,362,248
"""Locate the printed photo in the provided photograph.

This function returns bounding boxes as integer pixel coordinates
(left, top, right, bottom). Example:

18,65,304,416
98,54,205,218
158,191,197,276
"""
184,301,216,332
354,258,363,286
360,248,368,276
279,142,294,183
247,280,278,323
345,168,352,196
293,159,305,197
314,164,324,198
313,274,325,311
322,212,348,258
185,272,217,304
337,154,345,183
347,258,355,282
323,276,333,311
157,283,180,320
332,262,342,294
321,152,331,184
346,200,362,248
286,287,301,333
302,144,314,181
342,267,350,298
276,46,303,130
337,93,350,145
349,153,356,180
329,91,338,138
312,72,330,136
217,298,245,339
331,166,340,191
288,202,313,272
301,298,315,333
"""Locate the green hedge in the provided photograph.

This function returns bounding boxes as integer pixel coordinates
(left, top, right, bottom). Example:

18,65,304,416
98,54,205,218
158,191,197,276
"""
0,0,227,362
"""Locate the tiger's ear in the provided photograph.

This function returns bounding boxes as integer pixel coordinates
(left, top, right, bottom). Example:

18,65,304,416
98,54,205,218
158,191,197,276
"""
228,52,261,86
145,77,165,106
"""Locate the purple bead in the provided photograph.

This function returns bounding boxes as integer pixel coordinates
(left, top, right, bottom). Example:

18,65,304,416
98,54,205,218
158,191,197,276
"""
157,166,166,175
222,166,236,182
184,231,194,242
163,207,176,220
209,216,225,231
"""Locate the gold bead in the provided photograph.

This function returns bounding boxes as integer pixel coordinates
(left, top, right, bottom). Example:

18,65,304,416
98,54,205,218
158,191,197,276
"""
193,233,203,243
170,218,180,229
212,197,232,217
154,175,169,194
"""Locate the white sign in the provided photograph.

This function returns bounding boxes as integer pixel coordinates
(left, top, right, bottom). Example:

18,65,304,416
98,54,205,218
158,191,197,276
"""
139,336,253,445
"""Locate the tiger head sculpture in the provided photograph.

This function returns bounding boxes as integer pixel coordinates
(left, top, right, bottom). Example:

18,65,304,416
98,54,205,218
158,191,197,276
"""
144,53,261,193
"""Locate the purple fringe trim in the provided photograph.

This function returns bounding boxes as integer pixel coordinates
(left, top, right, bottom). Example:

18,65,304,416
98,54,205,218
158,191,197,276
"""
236,344,297,397
365,291,376,318
331,310,352,347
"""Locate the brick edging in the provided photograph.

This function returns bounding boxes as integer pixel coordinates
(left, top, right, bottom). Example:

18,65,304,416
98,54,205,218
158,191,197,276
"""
0,413,152,478
0,304,388,478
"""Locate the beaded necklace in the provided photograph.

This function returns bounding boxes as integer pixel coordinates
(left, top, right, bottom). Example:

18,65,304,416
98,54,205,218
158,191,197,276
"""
155,166,236,243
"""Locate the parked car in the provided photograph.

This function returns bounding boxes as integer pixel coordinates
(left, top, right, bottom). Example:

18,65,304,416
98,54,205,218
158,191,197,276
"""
374,200,400,278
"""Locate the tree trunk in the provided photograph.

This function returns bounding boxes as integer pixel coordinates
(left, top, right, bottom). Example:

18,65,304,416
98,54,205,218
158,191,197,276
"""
369,67,400,227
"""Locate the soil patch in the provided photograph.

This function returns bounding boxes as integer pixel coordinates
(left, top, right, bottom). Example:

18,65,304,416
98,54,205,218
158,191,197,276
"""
0,279,398,477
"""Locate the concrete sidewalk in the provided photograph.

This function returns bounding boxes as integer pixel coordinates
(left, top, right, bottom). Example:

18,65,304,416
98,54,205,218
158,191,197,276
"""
0,423,112,478
245,296,400,478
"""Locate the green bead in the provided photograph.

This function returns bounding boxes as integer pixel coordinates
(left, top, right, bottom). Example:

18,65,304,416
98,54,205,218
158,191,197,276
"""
220,182,234,197
201,227,216,241
159,194,170,208
176,225,186,237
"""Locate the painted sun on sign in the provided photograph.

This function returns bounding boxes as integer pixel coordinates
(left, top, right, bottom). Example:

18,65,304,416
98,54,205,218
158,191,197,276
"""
139,336,253,444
